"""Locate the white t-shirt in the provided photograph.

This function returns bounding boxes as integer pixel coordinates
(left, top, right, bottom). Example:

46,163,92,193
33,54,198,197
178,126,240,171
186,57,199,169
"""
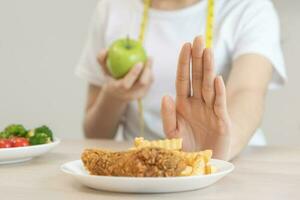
76,0,287,145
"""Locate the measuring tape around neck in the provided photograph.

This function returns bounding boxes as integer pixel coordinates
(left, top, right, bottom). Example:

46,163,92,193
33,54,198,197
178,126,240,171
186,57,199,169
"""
137,0,215,137
139,0,152,43
139,0,215,47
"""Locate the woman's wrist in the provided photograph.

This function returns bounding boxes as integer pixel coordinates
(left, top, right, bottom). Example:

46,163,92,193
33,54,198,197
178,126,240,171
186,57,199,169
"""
101,83,130,105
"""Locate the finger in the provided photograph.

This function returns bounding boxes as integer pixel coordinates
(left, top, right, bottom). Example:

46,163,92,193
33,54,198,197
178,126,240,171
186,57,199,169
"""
176,43,192,98
139,58,153,86
192,36,205,98
161,95,178,138
97,49,110,75
214,76,228,120
202,48,215,106
120,63,144,90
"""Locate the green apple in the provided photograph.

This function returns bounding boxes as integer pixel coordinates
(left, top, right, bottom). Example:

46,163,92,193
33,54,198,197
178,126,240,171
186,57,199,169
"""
106,38,147,79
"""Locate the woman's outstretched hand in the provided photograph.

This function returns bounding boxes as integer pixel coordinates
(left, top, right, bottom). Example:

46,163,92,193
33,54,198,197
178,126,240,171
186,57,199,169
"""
161,36,232,160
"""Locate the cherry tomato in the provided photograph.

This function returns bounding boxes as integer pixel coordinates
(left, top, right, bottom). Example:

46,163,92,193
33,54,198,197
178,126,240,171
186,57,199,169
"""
0,139,12,148
10,137,29,147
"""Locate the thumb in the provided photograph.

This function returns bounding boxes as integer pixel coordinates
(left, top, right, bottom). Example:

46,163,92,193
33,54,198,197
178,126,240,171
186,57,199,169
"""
97,49,110,75
161,95,178,138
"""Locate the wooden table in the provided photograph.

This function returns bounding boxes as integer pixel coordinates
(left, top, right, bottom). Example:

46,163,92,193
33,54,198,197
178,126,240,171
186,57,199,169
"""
1,139,299,200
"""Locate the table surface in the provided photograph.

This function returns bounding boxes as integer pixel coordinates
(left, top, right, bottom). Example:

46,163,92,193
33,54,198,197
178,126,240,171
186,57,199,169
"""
0,139,299,200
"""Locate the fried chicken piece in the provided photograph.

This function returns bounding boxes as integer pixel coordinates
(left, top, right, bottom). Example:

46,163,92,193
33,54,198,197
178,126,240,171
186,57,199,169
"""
81,148,189,177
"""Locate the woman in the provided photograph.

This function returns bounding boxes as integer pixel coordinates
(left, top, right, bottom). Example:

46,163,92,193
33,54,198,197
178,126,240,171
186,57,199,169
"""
76,0,286,160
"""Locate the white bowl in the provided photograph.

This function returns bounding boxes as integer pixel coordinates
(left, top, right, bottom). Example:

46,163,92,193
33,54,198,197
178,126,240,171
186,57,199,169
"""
0,138,60,164
61,159,234,193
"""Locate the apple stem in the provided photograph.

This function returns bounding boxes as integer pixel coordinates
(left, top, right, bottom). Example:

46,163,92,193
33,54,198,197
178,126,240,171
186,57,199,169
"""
126,35,131,49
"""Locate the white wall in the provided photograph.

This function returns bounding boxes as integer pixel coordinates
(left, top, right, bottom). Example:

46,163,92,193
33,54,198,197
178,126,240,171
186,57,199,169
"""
0,0,299,144
0,0,98,138
262,0,300,145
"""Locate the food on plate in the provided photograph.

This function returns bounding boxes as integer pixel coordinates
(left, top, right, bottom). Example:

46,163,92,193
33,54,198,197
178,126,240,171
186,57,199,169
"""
0,124,54,148
0,137,30,148
0,124,27,138
10,137,29,147
82,148,187,177
81,137,216,177
134,137,182,150
0,139,13,148
27,125,53,145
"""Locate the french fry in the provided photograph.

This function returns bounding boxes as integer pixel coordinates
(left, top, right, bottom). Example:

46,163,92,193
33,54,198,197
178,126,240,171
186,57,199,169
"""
134,137,183,151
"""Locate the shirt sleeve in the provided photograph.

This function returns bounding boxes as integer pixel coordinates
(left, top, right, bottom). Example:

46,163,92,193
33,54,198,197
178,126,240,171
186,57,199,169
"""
75,0,108,86
232,0,287,89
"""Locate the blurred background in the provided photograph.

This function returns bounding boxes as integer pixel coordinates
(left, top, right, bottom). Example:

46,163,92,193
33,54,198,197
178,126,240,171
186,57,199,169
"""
0,0,299,144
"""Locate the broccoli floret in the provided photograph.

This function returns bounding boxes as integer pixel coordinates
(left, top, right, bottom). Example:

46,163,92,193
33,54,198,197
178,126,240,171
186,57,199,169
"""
4,124,27,137
27,125,54,145
29,133,51,145
0,131,11,139
34,125,53,141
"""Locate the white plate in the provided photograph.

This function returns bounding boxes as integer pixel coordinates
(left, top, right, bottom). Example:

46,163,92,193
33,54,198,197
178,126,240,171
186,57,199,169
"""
0,138,60,164
61,159,234,193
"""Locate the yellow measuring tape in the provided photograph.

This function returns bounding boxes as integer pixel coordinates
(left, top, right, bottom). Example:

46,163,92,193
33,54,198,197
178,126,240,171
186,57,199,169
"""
137,0,215,136
139,0,151,43
206,0,214,48
136,0,151,137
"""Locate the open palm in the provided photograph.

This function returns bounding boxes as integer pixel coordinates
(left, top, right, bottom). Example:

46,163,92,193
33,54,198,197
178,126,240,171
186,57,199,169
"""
161,36,232,160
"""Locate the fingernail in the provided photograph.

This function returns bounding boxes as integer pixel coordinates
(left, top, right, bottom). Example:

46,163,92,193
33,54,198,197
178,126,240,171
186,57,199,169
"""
136,63,143,70
196,35,203,42
217,76,224,85
184,42,191,49
100,49,108,57
199,36,204,42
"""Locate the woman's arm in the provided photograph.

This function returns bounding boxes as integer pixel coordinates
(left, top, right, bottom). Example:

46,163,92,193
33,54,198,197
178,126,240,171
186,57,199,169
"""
161,36,273,160
226,54,273,159
83,84,127,139
83,50,153,139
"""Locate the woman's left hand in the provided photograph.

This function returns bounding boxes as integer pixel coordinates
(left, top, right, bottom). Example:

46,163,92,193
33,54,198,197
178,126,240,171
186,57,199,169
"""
161,36,232,160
